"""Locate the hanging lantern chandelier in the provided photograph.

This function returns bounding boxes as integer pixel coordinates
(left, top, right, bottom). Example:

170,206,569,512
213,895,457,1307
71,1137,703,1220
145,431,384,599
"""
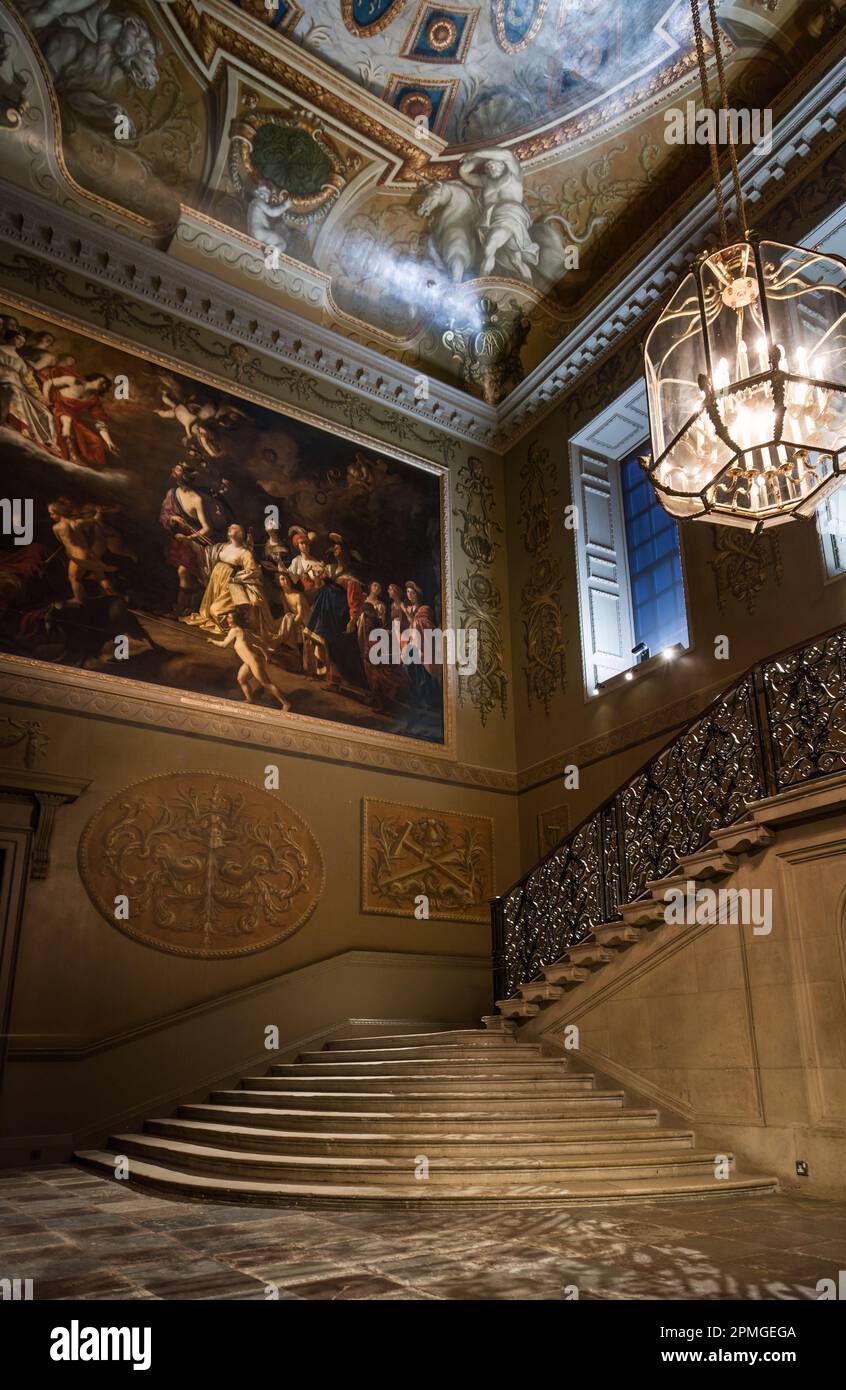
642,0,846,529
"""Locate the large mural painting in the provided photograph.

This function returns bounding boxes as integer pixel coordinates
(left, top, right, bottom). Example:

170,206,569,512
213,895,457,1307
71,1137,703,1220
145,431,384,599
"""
0,300,446,744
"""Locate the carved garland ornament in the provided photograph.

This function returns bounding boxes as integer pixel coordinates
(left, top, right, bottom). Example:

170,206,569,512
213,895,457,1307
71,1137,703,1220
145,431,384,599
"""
519,440,566,712
78,773,324,958
710,529,784,614
454,456,508,724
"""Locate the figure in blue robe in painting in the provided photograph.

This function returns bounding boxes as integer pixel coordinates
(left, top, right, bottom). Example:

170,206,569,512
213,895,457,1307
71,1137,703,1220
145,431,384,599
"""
300,533,368,692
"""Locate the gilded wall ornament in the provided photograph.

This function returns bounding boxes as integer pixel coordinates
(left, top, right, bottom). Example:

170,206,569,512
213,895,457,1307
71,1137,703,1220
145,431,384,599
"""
455,571,508,725
454,455,502,566
454,457,508,724
537,803,570,855
0,716,48,768
362,797,493,923
519,438,557,555
521,556,567,715
443,297,530,405
79,774,324,958
518,440,567,711
711,529,784,614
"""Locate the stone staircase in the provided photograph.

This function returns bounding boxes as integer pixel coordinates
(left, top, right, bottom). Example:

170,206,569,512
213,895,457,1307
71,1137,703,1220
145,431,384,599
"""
76,1028,777,1206
490,805,782,1026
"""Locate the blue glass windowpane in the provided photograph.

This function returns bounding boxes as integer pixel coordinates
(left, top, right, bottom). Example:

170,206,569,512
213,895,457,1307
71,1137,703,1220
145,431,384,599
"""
621,452,689,656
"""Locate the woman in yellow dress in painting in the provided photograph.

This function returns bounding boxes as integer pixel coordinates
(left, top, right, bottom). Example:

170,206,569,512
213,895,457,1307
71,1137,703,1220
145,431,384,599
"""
182,523,275,639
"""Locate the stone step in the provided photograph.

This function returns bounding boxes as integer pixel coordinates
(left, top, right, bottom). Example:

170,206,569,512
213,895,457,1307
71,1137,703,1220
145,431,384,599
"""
209,1088,627,1116
106,1133,734,1187
481,1015,516,1035
543,962,590,987
248,1074,595,1095
566,944,614,969
180,1103,660,1134
619,896,667,928
518,981,563,1003
324,1030,509,1051
593,923,642,949
494,999,539,1018
271,1059,571,1078
145,1117,697,1159
298,1043,539,1063
75,1150,779,1206
654,849,738,885
710,821,774,855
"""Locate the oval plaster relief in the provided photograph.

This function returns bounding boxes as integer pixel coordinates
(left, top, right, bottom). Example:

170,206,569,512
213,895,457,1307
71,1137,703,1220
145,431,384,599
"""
78,773,324,958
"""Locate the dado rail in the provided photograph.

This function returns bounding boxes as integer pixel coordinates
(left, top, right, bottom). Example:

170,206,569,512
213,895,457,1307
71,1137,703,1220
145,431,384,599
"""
491,624,846,1001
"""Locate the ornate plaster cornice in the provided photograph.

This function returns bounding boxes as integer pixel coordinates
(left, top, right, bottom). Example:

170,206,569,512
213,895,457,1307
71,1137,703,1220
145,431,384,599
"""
1,2,844,455
0,180,499,451
497,45,846,445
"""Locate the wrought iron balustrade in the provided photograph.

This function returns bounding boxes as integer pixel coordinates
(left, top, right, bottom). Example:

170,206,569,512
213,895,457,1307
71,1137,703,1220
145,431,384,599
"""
492,623,846,1001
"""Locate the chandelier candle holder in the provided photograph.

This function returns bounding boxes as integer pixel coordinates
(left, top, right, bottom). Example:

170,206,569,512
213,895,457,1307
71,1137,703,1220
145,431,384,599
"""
641,0,846,530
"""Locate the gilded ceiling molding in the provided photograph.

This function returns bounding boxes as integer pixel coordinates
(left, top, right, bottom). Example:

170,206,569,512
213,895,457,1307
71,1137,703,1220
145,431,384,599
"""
453,458,509,725
169,0,436,183
342,0,410,38
492,0,548,56
3,6,845,455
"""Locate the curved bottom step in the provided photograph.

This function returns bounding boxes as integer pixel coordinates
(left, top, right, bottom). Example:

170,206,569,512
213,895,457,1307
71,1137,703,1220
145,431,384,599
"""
75,1150,778,1209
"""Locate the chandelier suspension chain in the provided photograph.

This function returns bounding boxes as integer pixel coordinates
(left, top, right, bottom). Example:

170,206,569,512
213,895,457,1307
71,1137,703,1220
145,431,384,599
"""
690,0,747,243
705,0,748,234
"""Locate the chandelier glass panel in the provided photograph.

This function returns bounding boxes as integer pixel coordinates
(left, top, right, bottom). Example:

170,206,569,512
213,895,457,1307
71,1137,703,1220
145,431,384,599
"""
641,0,846,529
643,237,846,526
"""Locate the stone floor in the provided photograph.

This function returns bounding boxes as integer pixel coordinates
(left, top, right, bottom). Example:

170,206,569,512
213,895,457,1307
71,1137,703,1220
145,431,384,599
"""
1,1165,845,1300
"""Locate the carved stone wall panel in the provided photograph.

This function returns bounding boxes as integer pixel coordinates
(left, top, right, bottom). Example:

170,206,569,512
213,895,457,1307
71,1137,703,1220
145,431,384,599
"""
78,773,324,958
362,797,494,923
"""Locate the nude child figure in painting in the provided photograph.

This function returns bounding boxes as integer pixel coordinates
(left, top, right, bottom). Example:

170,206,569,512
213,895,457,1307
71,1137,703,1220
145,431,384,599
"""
208,609,292,711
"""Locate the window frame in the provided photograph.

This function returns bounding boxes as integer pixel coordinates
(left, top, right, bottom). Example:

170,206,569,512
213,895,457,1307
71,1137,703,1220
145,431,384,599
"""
569,380,691,699
815,486,846,584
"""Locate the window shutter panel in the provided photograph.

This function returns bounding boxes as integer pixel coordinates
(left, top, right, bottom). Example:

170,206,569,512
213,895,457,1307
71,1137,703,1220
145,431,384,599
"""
570,446,635,693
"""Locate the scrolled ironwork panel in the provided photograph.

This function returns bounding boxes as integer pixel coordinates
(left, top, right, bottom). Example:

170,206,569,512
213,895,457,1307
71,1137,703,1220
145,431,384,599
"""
619,675,765,902
762,630,846,787
496,626,846,1000
500,812,602,995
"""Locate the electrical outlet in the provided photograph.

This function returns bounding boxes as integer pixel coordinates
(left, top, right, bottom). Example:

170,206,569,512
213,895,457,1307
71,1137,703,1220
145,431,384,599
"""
796,1160,809,1177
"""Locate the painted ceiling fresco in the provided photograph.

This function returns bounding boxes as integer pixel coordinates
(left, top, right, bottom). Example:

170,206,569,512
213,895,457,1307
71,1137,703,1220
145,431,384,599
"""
6,0,845,403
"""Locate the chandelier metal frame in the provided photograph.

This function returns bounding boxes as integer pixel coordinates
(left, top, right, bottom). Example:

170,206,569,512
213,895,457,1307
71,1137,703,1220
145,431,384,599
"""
640,0,846,531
